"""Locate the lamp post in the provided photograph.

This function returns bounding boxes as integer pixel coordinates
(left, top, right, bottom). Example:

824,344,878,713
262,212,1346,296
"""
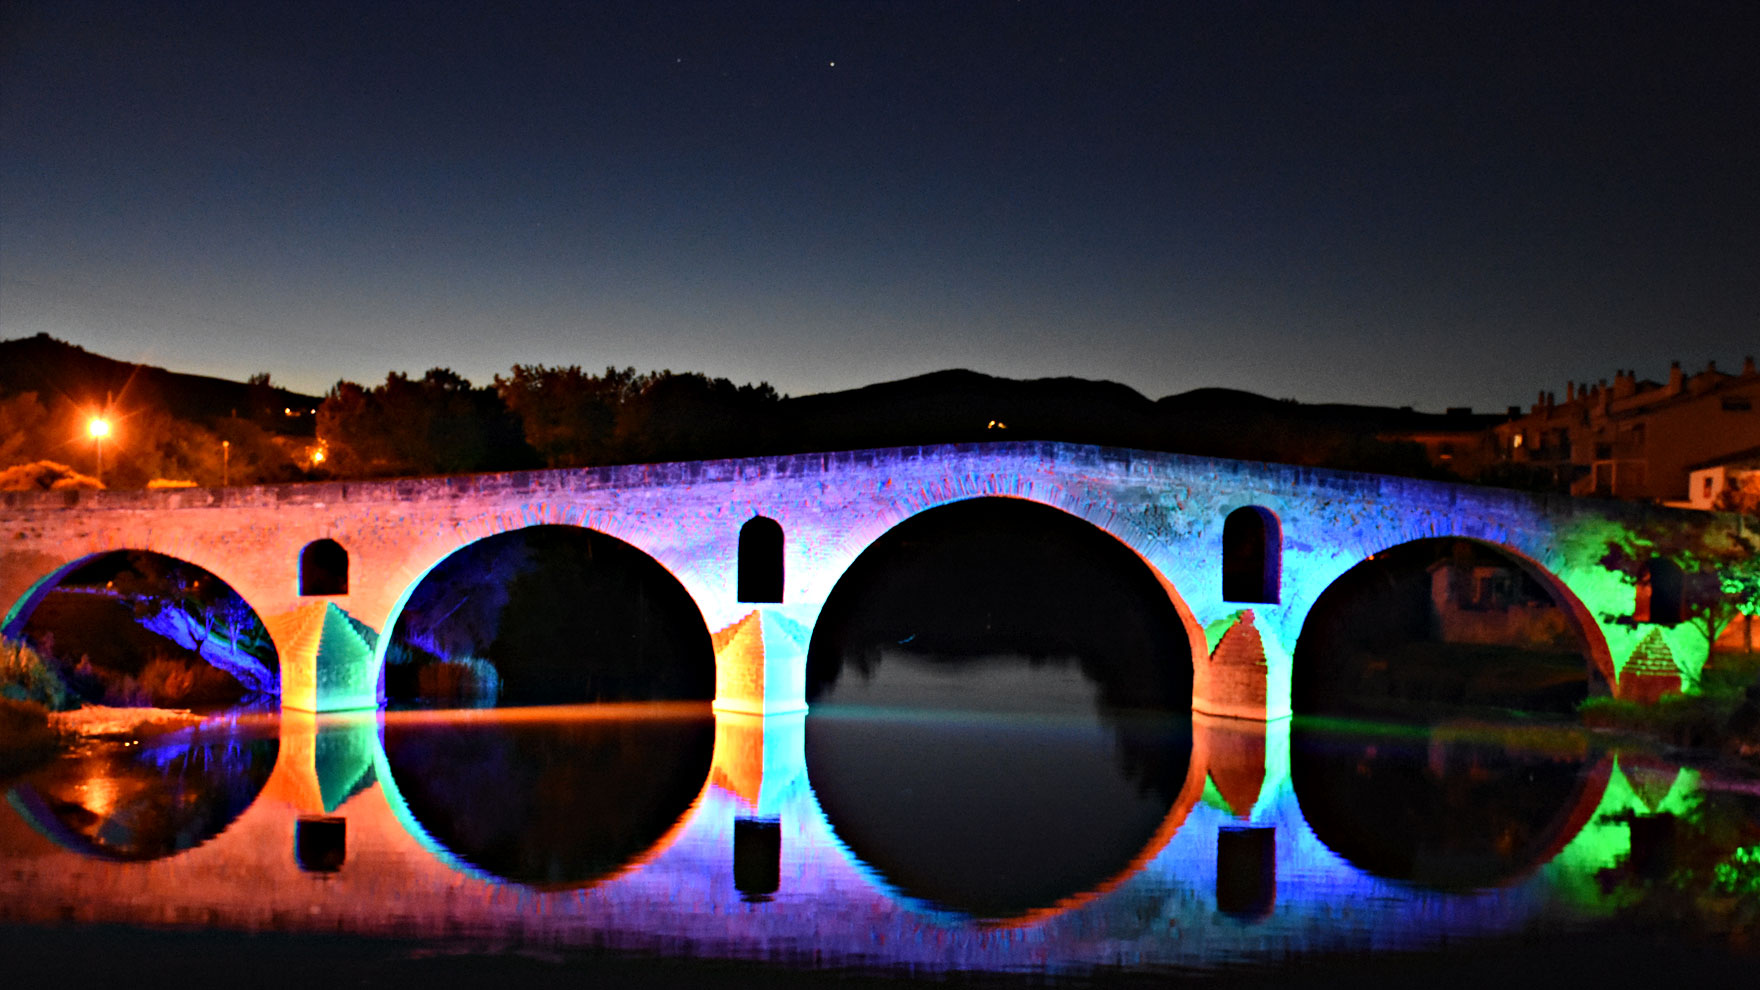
87,415,111,486
222,440,230,487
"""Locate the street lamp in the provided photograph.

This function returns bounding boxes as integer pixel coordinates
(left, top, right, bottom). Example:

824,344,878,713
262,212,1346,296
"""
87,415,111,485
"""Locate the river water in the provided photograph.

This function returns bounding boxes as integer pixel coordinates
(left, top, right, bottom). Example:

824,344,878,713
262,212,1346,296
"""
3,655,1756,986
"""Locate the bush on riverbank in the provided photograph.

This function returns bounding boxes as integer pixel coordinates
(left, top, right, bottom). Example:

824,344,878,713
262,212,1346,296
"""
69,653,248,709
1,638,72,710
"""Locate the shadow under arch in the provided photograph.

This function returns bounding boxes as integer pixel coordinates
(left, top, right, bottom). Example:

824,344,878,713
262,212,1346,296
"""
2,548,281,700
1293,536,1615,715
371,703,714,889
803,495,1203,924
377,524,715,707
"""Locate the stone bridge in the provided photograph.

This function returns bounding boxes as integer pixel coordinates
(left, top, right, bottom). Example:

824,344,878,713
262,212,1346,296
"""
0,441,1703,716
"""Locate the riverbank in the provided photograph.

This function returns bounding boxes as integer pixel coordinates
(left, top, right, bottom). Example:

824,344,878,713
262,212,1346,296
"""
1579,650,1760,767
0,699,207,782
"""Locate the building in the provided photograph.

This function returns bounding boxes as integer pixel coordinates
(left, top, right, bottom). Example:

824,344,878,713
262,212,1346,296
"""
1490,357,1760,502
1676,445,1760,512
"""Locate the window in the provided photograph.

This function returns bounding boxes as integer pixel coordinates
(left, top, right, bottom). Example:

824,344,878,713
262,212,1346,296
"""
1221,506,1281,604
1637,558,1684,625
737,516,784,603
299,539,348,596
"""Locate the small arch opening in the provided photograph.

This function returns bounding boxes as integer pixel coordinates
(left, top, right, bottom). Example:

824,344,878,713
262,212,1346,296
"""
737,516,784,603
1222,506,1281,604
299,539,349,597
1636,559,1684,626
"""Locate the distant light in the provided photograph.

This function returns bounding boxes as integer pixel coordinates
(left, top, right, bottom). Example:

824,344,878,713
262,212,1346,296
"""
311,448,327,465
987,420,1007,430
87,416,111,439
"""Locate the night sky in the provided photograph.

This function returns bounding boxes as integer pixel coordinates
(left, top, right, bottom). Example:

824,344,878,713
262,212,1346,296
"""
3,1,1756,411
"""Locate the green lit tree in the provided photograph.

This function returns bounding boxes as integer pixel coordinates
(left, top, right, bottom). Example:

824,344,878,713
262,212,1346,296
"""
1599,516,1760,681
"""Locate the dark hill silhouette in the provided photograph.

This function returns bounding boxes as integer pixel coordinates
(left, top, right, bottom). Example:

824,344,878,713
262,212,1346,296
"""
778,370,1500,477
1,335,1505,482
777,369,1162,451
0,333,320,436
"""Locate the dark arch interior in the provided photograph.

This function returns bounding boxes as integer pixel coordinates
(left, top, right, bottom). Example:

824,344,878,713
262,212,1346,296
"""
385,525,714,707
1293,538,1603,717
807,497,1193,708
15,550,280,709
804,497,1194,920
737,515,784,603
1222,505,1281,604
299,538,349,596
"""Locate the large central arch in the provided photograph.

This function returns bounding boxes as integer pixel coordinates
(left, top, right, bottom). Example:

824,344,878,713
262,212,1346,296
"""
804,492,1211,700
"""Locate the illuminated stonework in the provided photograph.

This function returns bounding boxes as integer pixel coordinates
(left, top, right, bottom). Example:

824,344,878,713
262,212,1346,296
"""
0,441,1719,715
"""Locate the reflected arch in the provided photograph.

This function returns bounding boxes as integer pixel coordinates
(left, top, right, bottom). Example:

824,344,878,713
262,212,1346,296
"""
803,494,1205,923
5,720,279,862
370,705,714,888
376,523,715,706
1292,536,1616,714
1291,723,1613,889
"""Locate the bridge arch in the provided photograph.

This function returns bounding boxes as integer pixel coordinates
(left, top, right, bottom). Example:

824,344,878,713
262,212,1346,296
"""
1,546,282,700
1291,535,1616,712
4,541,271,645
374,521,715,706
809,489,1210,673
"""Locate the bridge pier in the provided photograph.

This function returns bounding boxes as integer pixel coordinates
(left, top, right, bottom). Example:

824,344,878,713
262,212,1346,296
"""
263,602,381,713
1194,610,1292,722
710,606,815,717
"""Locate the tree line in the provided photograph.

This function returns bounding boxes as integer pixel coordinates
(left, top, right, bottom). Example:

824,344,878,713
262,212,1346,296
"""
0,364,785,490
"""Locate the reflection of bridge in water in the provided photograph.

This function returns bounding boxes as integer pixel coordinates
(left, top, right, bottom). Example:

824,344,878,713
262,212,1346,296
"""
0,442,1713,714
0,709,1677,975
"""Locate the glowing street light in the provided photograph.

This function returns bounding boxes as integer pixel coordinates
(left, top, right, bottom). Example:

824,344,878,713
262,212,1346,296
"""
87,415,112,485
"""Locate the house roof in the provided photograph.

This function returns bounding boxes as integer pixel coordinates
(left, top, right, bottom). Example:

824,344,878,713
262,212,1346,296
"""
1686,444,1760,472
